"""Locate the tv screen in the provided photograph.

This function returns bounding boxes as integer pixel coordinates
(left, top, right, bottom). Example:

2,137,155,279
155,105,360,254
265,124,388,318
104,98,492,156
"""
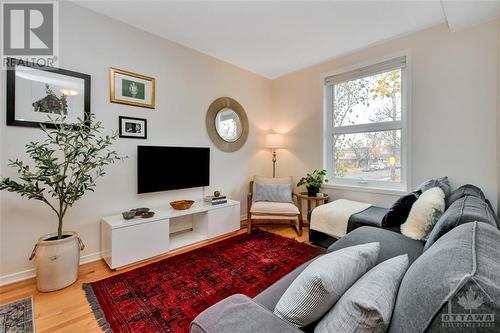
137,146,210,194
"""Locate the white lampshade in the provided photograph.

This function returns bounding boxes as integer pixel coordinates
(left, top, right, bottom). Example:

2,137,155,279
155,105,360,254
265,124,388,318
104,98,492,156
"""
265,133,286,149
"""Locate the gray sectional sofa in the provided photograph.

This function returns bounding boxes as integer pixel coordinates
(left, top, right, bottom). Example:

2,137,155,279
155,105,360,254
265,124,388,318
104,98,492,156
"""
191,185,500,333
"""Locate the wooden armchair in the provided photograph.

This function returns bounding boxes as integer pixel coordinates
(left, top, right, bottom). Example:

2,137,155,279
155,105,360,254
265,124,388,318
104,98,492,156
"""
247,176,303,236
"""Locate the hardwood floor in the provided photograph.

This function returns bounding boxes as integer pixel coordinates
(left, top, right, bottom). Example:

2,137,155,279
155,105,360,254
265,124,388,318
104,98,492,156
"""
0,224,310,333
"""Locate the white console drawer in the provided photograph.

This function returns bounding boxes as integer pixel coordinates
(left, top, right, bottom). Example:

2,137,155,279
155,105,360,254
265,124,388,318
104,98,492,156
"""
104,218,169,269
207,203,240,238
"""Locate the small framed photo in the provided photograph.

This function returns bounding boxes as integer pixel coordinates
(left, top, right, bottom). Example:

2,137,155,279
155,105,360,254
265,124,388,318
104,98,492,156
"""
110,67,155,109
7,58,90,129
119,116,147,139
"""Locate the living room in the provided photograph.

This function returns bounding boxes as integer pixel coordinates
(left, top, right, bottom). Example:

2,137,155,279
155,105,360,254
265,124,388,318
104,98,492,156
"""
0,1,499,332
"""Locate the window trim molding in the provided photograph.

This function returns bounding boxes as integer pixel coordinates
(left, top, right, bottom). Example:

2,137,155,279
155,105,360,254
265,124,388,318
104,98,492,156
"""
321,50,412,193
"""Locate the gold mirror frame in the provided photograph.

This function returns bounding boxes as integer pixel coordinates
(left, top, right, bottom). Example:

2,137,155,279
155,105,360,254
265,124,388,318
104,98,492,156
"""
206,97,249,152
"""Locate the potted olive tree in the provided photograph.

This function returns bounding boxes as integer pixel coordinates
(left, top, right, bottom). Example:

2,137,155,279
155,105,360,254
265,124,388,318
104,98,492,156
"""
297,169,328,196
0,115,123,292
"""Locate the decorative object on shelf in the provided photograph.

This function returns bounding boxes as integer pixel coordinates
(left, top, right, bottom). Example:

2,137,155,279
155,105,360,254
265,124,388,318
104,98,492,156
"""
265,133,287,178
122,211,135,220
297,169,328,196
206,97,249,152
141,211,155,218
6,58,90,128
118,116,147,139
0,114,124,292
170,200,195,210
131,207,150,216
204,194,227,205
109,67,155,109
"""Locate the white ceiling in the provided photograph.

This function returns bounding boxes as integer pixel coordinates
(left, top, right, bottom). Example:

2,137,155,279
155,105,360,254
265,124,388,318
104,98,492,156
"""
74,1,500,79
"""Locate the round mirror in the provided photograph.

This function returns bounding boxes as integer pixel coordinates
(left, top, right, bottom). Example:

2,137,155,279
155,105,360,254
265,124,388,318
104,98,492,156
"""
206,97,249,152
215,108,242,142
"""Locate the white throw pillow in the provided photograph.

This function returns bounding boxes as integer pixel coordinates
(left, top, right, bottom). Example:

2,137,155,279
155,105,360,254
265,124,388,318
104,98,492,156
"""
401,187,445,240
273,242,380,327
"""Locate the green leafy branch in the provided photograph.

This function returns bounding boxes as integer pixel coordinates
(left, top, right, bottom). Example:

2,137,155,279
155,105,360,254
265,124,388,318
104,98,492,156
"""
0,114,125,239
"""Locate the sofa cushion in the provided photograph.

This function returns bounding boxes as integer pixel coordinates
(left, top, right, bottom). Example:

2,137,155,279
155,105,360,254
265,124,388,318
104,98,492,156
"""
250,201,299,215
328,226,424,265
381,191,421,228
190,294,301,333
424,195,497,251
388,222,500,333
315,254,409,333
445,184,485,208
416,176,451,197
254,258,315,311
273,243,379,327
400,187,445,240
254,182,293,203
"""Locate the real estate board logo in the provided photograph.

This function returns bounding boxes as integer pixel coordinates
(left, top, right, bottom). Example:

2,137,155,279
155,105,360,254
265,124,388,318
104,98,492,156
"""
1,1,59,69
441,279,496,330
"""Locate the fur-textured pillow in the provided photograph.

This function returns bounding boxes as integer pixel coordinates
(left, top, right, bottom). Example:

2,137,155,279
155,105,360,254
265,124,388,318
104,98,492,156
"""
400,187,445,240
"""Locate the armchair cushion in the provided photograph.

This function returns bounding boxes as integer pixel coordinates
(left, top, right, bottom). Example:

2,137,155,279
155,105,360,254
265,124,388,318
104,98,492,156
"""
254,182,293,203
252,176,293,200
250,201,300,215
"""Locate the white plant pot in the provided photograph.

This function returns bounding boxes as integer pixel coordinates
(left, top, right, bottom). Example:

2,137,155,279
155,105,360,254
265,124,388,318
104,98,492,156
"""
33,231,83,292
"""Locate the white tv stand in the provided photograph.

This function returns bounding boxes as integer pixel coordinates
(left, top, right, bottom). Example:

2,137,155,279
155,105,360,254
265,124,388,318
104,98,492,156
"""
100,200,240,269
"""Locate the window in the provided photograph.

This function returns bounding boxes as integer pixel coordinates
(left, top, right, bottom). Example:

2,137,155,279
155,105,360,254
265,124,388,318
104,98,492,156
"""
324,56,408,191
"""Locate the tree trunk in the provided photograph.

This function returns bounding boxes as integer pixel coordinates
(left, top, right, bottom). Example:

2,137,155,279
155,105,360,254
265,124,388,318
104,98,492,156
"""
58,215,63,239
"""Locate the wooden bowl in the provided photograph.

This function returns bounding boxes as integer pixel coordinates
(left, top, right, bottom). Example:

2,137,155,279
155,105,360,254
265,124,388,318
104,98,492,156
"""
170,200,194,210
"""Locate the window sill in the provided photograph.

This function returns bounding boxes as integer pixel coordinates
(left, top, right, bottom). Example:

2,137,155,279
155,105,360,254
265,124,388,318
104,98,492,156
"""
322,183,408,196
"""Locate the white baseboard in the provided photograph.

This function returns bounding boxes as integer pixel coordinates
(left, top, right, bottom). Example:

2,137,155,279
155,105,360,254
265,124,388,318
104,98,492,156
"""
0,251,102,287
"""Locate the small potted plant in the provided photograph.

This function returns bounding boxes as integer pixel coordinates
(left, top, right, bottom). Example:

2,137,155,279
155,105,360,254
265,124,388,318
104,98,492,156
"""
297,169,328,196
0,115,123,292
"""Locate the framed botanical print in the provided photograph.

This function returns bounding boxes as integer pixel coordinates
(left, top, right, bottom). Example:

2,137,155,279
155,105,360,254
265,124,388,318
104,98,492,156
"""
110,68,155,109
119,116,147,139
6,58,90,128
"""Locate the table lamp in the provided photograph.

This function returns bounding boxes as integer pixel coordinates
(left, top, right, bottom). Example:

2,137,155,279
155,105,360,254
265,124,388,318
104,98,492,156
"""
265,133,286,177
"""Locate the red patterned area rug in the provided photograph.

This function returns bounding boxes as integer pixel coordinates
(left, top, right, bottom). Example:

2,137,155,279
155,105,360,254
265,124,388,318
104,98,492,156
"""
84,229,323,333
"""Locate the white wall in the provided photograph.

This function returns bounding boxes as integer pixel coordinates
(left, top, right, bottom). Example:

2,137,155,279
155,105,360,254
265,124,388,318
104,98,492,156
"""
498,19,500,214
0,2,273,283
271,22,499,208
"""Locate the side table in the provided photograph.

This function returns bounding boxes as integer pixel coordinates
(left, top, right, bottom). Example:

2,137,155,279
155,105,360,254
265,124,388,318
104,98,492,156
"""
298,192,329,225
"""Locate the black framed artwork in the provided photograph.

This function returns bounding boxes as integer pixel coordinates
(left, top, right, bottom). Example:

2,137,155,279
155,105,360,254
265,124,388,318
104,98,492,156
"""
6,58,91,129
119,116,147,139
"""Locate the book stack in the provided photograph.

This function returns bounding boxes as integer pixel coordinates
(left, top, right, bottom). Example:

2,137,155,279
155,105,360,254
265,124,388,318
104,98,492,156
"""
204,195,227,205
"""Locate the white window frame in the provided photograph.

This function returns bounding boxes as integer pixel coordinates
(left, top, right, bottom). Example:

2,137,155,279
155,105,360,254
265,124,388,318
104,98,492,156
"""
322,52,411,194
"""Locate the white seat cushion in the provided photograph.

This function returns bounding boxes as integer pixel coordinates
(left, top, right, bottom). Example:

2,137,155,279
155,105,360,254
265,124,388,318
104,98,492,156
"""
250,201,300,215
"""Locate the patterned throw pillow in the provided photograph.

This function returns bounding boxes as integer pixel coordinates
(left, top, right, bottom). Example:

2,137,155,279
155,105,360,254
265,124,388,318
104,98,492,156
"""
273,242,380,327
314,255,409,333
400,187,445,240
254,182,292,203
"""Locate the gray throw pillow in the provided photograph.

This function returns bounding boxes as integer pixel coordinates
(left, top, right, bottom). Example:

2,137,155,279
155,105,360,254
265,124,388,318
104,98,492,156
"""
424,195,497,251
315,254,409,333
254,182,292,203
416,176,451,198
389,222,500,333
273,242,380,327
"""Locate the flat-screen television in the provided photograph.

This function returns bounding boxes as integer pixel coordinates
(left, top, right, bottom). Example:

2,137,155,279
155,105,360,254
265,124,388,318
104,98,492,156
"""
137,146,210,194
